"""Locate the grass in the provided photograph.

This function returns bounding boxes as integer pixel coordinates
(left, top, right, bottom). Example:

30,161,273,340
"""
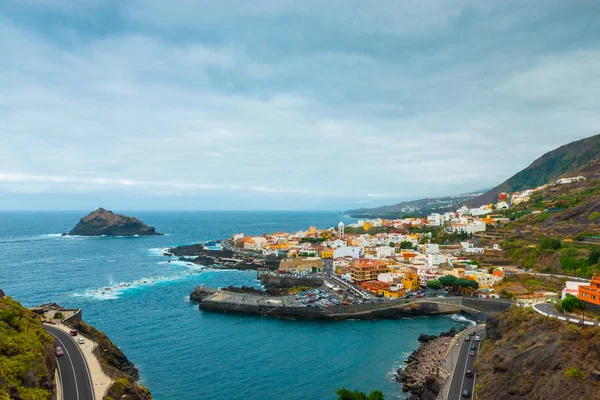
565,367,584,380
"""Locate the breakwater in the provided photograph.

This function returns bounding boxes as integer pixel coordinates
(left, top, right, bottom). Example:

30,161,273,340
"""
194,288,464,320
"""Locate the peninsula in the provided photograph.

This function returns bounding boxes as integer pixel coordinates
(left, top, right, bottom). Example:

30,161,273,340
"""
65,208,163,236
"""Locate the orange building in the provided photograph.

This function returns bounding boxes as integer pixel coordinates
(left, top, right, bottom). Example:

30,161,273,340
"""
578,275,600,305
350,261,389,283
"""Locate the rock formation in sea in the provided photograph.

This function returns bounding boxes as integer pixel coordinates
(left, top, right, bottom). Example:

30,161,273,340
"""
65,208,163,236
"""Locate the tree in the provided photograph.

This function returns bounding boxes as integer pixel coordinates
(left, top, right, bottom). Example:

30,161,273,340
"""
560,294,585,313
457,279,479,289
336,388,385,400
439,275,459,287
400,241,413,249
427,280,442,290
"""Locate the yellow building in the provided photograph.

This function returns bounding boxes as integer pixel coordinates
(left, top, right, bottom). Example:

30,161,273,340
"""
321,250,333,259
379,288,405,299
402,272,420,292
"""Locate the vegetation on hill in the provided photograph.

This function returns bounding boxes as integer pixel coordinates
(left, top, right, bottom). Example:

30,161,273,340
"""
68,320,151,400
336,388,384,400
475,306,600,399
0,293,55,400
470,133,600,206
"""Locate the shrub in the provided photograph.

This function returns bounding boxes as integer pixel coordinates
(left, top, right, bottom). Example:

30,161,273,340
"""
589,212,600,222
565,367,584,380
53,312,64,320
560,294,585,313
566,324,581,340
539,238,561,251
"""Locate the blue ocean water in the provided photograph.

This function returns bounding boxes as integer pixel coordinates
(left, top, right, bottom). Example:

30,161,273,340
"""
0,211,470,400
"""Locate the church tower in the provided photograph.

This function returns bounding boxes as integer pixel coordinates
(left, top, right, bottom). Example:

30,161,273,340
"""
338,221,345,239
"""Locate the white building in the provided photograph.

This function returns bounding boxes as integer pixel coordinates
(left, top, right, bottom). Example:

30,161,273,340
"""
427,213,442,226
338,221,345,238
376,246,395,258
333,246,363,259
556,176,586,184
427,253,447,266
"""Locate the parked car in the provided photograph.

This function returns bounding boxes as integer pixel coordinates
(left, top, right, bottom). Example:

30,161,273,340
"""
469,350,476,356
415,294,423,298
69,329,78,336
465,369,473,378
474,336,481,342
56,347,64,356
464,336,471,342
462,389,470,397
77,338,85,344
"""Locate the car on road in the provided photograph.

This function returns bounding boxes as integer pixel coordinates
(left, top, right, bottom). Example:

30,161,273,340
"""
470,344,477,350
56,347,64,356
464,336,470,342
469,350,476,356
462,389,470,397
69,329,78,336
469,331,475,336
474,336,481,342
77,338,85,344
465,369,473,378
415,294,423,298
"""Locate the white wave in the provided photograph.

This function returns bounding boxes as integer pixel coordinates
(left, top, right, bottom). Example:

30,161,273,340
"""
40,233,63,238
148,247,170,256
70,270,204,301
450,314,476,326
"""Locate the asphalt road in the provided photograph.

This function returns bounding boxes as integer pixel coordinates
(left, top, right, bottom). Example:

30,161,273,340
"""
447,328,486,400
534,302,598,326
45,325,95,400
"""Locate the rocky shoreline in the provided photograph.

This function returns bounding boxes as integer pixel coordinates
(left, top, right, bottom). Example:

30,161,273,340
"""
165,243,282,270
396,327,461,399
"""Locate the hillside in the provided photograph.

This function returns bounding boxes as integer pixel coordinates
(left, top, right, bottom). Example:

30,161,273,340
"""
475,306,600,399
470,133,600,206
0,291,56,400
346,192,482,218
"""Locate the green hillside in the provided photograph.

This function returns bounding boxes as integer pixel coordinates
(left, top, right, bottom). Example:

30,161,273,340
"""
470,133,600,206
0,291,56,400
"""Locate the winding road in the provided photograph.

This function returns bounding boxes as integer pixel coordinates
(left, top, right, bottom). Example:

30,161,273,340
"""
447,327,486,400
44,325,95,400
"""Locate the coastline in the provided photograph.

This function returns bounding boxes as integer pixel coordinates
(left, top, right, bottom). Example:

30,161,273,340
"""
396,327,462,399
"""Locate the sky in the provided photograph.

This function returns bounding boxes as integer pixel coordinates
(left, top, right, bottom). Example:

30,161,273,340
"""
1,0,599,211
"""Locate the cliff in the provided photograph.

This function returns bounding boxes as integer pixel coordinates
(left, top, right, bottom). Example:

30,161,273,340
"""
0,292,56,400
474,306,600,399
68,320,152,400
67,208,162,236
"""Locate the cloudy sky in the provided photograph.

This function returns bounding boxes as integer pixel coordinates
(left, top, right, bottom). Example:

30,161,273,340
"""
1,1,599,210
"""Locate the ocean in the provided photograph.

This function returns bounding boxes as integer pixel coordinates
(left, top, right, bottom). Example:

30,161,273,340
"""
0,211,471,400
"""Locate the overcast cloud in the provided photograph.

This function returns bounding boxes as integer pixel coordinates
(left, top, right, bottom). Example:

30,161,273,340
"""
1,0,599,210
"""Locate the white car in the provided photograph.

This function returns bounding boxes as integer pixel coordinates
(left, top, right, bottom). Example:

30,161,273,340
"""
474,336,480,342
77,338,85,344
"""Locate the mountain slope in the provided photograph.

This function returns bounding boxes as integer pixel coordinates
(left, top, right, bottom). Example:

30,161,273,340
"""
470,133,600,206
346,192,482,218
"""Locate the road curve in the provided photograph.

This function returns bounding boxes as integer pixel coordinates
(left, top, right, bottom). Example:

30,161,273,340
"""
447,328,486,400
45,325,95,400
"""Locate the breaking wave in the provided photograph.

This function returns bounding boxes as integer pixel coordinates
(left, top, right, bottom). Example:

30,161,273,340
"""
450,314,476,326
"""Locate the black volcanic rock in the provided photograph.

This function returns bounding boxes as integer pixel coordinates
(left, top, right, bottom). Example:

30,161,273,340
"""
66,208,162,236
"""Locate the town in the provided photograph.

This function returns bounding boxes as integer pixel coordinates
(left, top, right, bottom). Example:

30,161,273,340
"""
210,174,594,310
